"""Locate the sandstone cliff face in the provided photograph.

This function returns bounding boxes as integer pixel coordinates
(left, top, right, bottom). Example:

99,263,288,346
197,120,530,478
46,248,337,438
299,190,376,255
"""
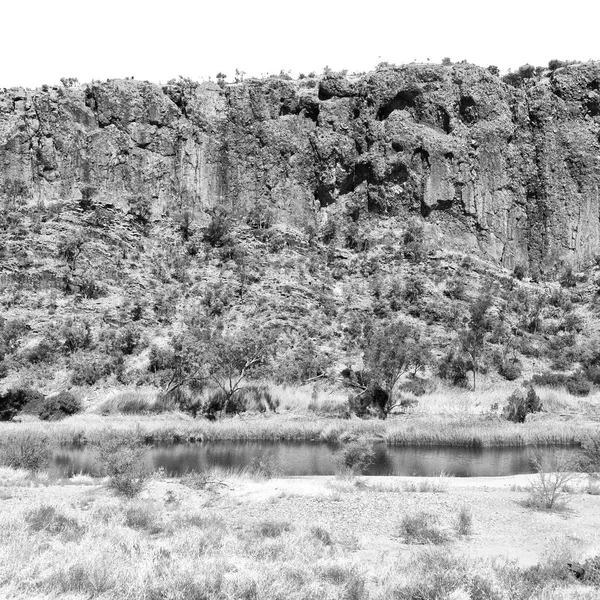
2,62,600,274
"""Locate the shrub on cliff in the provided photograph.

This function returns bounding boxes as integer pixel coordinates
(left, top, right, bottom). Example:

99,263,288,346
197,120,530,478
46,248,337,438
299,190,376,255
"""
70,355,112,386
203,208,232,247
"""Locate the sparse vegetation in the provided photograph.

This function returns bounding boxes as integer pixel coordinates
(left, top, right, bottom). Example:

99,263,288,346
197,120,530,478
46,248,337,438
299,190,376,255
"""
398,511,449,544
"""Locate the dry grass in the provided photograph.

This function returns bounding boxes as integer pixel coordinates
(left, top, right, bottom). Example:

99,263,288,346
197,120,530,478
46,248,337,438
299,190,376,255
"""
0,471,598,599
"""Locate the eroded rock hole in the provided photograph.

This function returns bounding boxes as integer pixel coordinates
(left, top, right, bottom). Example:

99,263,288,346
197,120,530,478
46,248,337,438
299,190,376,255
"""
389,162,409,183
459,96,478,124
377,89,420,120
392,141,403,152
438,106,452,133
314,183,336,207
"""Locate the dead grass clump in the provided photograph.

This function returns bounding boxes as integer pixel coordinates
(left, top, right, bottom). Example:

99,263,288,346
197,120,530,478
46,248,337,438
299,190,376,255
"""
456,505,474,536
0,432,53,473
390,549,500,600
310,525,333,546
97,390,171,415
25,504,83,539
255,519,292,538
123,502,163,534
398,511,449,545
318,563,366,597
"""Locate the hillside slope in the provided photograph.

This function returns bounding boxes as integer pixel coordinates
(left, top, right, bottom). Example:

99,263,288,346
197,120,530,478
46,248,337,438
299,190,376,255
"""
1,62,600,404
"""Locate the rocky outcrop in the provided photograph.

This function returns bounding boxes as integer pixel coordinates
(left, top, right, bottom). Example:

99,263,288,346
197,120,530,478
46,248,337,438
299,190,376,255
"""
2,62,600,274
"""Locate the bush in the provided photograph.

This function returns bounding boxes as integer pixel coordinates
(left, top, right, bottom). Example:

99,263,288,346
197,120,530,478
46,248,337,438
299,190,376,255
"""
0,388,44,421
38,392,82,421
335,438,375,475
499,359,522,381
398,512,449,544
566,373,591,396
203,208,231,247
60,319,91,353
71,356,112,385
513,264,527,280
95,438,150,498
502,387,542,423
23,339,57,364
0,318,29,352
526,449,579,509
437,350,471,387
0,432,53,473
273,339,330,384
78,274,105,299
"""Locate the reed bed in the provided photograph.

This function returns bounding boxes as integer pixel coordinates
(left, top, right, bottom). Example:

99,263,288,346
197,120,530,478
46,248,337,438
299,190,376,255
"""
1,412,597,449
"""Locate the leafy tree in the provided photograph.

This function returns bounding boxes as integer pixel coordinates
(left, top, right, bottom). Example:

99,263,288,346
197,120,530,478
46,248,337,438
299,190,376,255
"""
360,321,431,418
457,292,495,390
160,324,274,417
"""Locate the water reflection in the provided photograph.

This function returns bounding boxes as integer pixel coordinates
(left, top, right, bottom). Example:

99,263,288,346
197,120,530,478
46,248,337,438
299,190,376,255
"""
51,441,580,478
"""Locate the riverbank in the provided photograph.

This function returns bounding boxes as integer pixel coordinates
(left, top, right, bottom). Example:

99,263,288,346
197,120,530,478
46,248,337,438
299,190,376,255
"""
1,410,599,448
0,470,599,599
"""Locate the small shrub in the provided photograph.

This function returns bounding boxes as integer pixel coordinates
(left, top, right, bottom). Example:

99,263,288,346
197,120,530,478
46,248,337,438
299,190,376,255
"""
335,438,375,475
0,432,53,473
23,339,56,364
78,274,105,299
60,319,92,353
255,520,292,538
38,392,82,421
95,438,150,498
203,208,231,247
513,264,527,280
310,525,333,546
398,511,449,544
456,506,473,536
526,449,579,509
71,356,112,385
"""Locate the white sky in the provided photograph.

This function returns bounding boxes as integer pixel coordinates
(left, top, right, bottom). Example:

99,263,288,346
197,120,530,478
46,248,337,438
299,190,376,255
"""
1,0,599,88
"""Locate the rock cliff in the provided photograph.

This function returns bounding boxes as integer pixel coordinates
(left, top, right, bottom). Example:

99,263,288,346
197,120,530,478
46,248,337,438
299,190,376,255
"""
2,61,600,275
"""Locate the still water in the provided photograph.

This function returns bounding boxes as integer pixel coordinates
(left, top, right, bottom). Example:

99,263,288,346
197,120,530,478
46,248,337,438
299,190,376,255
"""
51,441,579,478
